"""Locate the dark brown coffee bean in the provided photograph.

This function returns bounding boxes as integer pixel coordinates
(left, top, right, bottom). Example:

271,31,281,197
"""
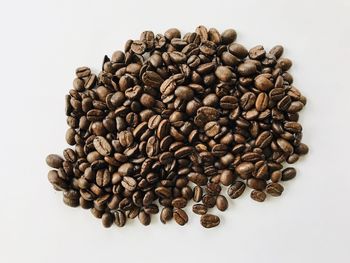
237,62,257,76
112,211,126,228
235,162,254,178
249,45,266,59
188,172,207,186
46,154,64,168
266,183,284,196
172,197,187,208
175,86,194,100
296,143,309,155
221,29,237,44
247,178,267,191
160,207,173,224
250,190,266,202
254,75,273,91
96,169,111,187
174,146,193,158
173,208,188,226
118,163,134,176
101,212,114,228
193,186,203,202
227,181,246,199
215,66,233,82
228,43,248,59
156,119,170,139
282,167,297,181
216,195,228,211
202,194,216,208
121,176,137,191
204,121,220,137
277,138,294,155
220,170,234,186
200,214,220,228
277,58,292,71
269,45,284,59
192,204,208,215
119,131,134,147
93,136,112,156
76,66,91,78
255,93,269,112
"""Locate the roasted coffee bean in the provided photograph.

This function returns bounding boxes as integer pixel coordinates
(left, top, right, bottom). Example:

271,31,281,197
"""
227,181,246,199
101,212,114,228
216,195,228,211
202,194,216,208
46,154,64,168
192,204,208,215
193,186,203,202
237,62,257,76
188,172,207,186
215,66,233,82
220,170,234,186
255,75,273,91
200,214,220,228
250,190,266,202
247,178,267,190
282,167,297,181
46,27,308,228
160,207,173,224
235,162,254,178
93,136,112,156
266,183,284,196
173,208,188,226
114,210,126,227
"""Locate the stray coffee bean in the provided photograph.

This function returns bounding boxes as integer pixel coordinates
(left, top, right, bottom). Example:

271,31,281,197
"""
46,26,308,228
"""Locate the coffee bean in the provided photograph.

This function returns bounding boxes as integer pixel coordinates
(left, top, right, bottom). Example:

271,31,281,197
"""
192,204,208,215
173,208,188,226
249,45,266,60
193,186,203,202
202,194,216,208
101,212,114,228
277,58,292,71
227,181,246,199
250,190,266,202
269,45,284,59
221,29,237,44
114,210,126,227
160,207,173,224
255,93,269,112
282,167,297,181
220,170,234,186
254,75,273,91
46,154,64,168
235,162,254,178
247,178,267,190
188,172,207,186
93,136,112,156
215,66,233,82
266,183,284,196
76,66,91,78
296,143,309,155
277,138,294,155
200,214,220,228
228,43,248,59
237,62,257,76
216,195,228,211
175,86,194,100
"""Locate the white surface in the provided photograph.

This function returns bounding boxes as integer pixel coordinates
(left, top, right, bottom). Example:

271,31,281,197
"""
0,0,349,262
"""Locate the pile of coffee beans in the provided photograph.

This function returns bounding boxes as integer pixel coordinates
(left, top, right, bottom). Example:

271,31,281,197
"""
46,26,308,228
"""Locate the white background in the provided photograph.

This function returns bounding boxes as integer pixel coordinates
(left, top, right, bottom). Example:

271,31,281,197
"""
0,0,349,262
